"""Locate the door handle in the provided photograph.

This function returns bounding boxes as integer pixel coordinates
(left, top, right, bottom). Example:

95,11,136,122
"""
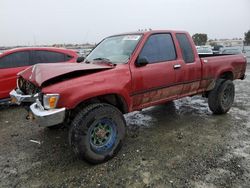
173,64,181,69
203,59,208,63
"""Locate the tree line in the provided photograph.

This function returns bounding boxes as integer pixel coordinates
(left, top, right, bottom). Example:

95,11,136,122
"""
192,30,250,46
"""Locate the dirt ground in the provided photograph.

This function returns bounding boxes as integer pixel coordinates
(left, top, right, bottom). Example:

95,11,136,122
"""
1,67,250,188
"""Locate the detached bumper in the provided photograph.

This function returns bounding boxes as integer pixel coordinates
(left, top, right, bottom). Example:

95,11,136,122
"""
9,89,38,104
30,102,66,127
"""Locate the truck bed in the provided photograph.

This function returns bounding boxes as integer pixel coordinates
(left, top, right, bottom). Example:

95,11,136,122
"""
200,54,247,82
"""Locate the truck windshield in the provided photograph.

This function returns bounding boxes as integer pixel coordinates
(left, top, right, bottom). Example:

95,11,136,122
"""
85,35,142,64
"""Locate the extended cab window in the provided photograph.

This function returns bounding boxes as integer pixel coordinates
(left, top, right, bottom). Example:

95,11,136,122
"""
32,51,66,64
139,34,176,63
176,33,195,63
0,51,30,68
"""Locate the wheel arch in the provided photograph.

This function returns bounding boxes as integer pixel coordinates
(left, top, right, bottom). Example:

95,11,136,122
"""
204,71,234,98
218,71,234,81
72,93,129,114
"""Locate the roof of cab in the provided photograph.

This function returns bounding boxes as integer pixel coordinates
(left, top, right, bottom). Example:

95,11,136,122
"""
110,30,188,37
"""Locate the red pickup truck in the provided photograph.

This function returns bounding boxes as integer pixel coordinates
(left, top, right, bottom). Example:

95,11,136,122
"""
10,30,247,163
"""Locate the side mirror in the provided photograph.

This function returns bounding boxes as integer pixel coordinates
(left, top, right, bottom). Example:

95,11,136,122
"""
135,57,149,67
76,56,85,63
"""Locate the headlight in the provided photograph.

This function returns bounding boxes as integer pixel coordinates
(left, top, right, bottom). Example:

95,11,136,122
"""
43,94,60,109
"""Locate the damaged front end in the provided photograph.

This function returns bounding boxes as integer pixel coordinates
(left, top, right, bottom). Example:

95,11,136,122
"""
10,77,66,127
10,76,40,105
10,62,115,127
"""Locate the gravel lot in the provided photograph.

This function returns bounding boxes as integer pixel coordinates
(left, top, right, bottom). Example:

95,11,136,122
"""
0,67,250,188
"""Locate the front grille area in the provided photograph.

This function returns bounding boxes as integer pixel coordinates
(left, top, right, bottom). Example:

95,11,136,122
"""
18,77,40,95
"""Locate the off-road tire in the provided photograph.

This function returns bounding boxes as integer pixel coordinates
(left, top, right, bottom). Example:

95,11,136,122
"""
69,103,126,164
208,79,235,114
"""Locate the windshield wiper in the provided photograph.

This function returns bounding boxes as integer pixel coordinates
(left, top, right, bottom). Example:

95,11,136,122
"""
92,57,116,66
93,57,112,62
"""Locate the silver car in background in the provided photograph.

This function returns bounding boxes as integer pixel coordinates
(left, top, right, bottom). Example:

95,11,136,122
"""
220,47,243,55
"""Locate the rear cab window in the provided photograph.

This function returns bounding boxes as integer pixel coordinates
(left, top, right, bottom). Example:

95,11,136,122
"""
176,33,195,63
139,33,177,64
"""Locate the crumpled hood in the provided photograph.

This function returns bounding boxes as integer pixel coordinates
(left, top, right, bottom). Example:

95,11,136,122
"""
19,63,114,87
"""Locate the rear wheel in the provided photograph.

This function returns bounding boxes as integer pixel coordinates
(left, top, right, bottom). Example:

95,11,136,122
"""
208,79,235,114
69,103,126,164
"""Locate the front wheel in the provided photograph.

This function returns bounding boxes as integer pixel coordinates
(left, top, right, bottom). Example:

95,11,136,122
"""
69,103,126,164
208,79,235,114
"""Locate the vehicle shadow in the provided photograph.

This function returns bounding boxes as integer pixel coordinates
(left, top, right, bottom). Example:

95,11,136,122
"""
0,104,16,111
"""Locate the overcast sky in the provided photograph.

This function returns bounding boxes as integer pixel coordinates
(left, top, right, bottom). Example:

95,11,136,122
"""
0,0,250,46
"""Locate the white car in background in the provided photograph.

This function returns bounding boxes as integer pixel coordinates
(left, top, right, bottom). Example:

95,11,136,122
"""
196,46,213,55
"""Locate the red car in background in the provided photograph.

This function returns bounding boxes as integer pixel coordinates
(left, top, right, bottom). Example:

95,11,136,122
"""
0,47,78,102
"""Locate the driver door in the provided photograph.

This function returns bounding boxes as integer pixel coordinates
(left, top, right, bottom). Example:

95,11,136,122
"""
130,33,183,109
